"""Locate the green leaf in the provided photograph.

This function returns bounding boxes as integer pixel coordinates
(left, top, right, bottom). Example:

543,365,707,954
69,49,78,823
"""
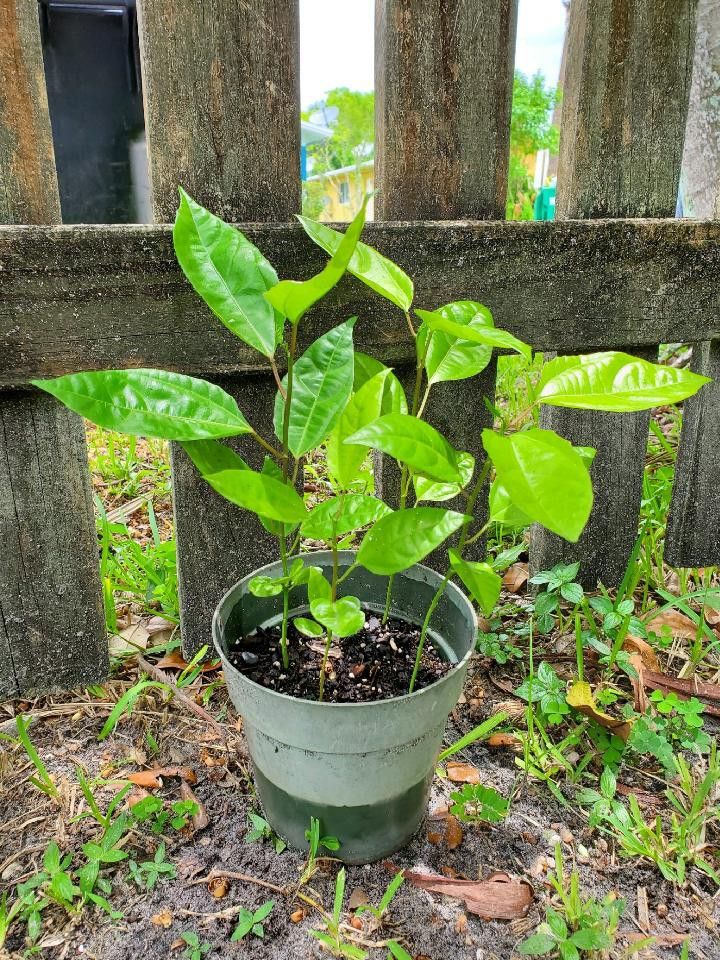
450,783,509,822
248,575,284,597
293,617,324,638
416,301,495,384
416,308,531,362
448,549,501,616
571,927,611,950
274,318,356,456
346,413,464,483
560,582,584,604
518,933,558,956
33,369,253,441
266,197,368,323
310,596,365,638
308,568,332,604
357,508,468,575
302,494,391,541
327,370,391,488
488,477,534,527
297,215,413,311
181,438,249,476
414,451,475,503
353,353,408,414
538,351,711,412
173,188,280,357
482,428,593,542
200,468,307,523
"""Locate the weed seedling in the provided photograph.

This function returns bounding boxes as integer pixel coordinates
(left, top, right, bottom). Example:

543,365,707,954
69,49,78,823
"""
230,899,274,941
181,931,211,960
309,868,368,959
529,563,584,634
576,768,626,827
355,872,404,922
127,842,176,890
516,662,570,726
15,716,60,801
449,783,509,823
245,811,287,853
387,942,413,960
299,816,341,886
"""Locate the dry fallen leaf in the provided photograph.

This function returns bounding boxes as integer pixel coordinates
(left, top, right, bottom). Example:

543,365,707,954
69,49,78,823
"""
350,916,363,931
643,609,699,640
109,622,149,657
347,888,369,911
486,732,523,751
455,913,469,935
445,814,464,850
127,787,151,808
127,766,197,789
151,908,174,928
446,762,481,784
208,876,229,898
566,681,633,741
503,563,529,593
623,635,660,672
180,781,209,831
155,650,219,673
289,908,305,923
385,864,533,920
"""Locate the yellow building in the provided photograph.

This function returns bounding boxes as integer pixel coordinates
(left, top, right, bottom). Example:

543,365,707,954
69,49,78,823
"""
306,159,374,221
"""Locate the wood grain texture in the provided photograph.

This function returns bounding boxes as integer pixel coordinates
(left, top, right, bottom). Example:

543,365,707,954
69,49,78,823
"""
665,341,720,566
137,0,301,655
533,0,698,587
0,0,106,699
375,0,518,221
0,0,60,224
2,218,720,388
137,0,300,223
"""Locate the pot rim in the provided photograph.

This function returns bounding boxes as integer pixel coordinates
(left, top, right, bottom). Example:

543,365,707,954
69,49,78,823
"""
212,549,477,712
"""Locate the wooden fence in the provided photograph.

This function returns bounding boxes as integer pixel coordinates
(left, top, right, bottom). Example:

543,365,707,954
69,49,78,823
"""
1,0,717,699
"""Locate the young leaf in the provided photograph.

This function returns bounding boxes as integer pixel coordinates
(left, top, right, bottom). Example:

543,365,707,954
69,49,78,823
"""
518,932,557,956
357,508,468,575
416,301,495,384
327,369,392,488
181,438,249,475
414,451,475,503
248,575,285,597
173,188,280,357
274,318,356,456
416,309,532,362
538,351,711,412
448,549,501,616
200,468,307,523
353,353,408,414
297,215,413,311
345,413,464,483
266,197,368,323
33,369,253,440
488,477,534,528
310,596,365,637
482,428,592,542
301,494,391,540
308,568,332,604
293,617,324,638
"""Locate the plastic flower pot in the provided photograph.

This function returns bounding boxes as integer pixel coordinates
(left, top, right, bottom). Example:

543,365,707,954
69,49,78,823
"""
213,550,477,864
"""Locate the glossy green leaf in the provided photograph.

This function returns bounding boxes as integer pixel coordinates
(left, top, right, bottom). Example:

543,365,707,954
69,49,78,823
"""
345,413,463,483
249,575,284,597
200,468,307,523
448,548,501,616
293,617,324,638
416,309,531,362
353,353,408,414
357,507,469,575
33,369,252,440
482,428,592,542
274,318,356,456
307,568,332,604
257,457,293,536
173,188,279,357
416,301,494,384
327,370,390,487
180,438,249,475
538,351,711,411
302,494,391,540
488,478,534,528
310,596,365,638
297,215,413,311
414,451,475,502
265,197,368,323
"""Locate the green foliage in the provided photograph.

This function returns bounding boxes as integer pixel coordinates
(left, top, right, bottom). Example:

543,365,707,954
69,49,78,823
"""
305,816,341,856
309,868,368,959
475,630,523,664
516,662,570,726
302,494,391,541
576,767,627,827
311,596,366,638
415,300,495,383
648,691,710,753
507,71,559,220
355,872,404,920
357,508,468,575
417,307,531,362
627,715,676,772
181,931,212,960
245,812,287,854
15,716,60,800
231,899,274,941
127,842,176,890
529,563,584,633
449,784,509,823
448,549,501,616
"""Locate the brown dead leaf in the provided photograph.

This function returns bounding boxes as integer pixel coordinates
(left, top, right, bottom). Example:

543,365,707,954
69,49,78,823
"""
109,621,149,657
486,732,523,751
705,605,720,627
616,783,663,808
445,815,464,850
180,781,209,831
290,908,305,923
127,766,197,789
151,908,174,928
208,876,229,898
350,916,363,931
446,762,481,784
503,563,528,593
347,888,369,911
623,636,660,672
128,787,151,808
385,864,533,920
566,681,633,741
643,609,698,640
199,748,225,767
155,650,219,673
455,913,469,935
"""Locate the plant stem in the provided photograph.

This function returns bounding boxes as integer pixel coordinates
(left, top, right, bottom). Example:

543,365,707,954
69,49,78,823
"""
319,536,341,703
270,358,287,399
251,431,286,462
278,532,290,670
455,458,492,557
408,569,451,693
281,326,298,482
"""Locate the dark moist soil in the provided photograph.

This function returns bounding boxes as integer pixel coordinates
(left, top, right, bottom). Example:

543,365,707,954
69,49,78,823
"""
227,612,452,702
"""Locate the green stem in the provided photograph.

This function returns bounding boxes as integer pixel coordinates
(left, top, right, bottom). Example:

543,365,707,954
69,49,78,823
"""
282,326,298,482
251,431,286,462
278,531,290,670
319,536,341,702
455,458,492,557
409,569,451,693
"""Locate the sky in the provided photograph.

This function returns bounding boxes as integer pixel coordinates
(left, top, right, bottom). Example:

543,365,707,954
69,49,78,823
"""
300,0,568,109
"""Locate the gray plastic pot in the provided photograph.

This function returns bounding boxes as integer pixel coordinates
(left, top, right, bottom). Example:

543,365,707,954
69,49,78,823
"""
213,551,477,864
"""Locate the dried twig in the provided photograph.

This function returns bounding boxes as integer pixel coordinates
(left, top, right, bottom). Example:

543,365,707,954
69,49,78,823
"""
187,869,287,895
136,655,225,737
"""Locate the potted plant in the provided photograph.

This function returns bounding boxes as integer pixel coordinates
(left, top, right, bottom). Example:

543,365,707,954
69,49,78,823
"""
34,191,710,863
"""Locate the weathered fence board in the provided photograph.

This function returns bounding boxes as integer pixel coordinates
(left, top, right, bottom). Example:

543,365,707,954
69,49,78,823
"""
375,0,517,564
3,218,720,388
0,0,106,697
532,0,698,588
137,0,301,656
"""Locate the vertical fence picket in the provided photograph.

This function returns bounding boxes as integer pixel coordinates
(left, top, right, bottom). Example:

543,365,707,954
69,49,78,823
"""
375,0,518,563
137,0,301,655
0,0,107,697
531,0,698,588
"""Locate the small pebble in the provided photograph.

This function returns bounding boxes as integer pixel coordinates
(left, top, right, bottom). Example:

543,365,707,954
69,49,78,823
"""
366,616,380,631
577,843,590,864
240,650,259,666
657,903,668,918
560,829,573,844
542,829,562,848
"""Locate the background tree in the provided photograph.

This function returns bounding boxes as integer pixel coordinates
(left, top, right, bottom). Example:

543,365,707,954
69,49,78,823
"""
506,71,560,220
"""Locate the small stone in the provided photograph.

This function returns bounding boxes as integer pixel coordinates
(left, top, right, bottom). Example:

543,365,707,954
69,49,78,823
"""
366,616,380,632
542,829,562,848
240,650,259,666
656,903,668,918
577,843,590,864
560,829,573,845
